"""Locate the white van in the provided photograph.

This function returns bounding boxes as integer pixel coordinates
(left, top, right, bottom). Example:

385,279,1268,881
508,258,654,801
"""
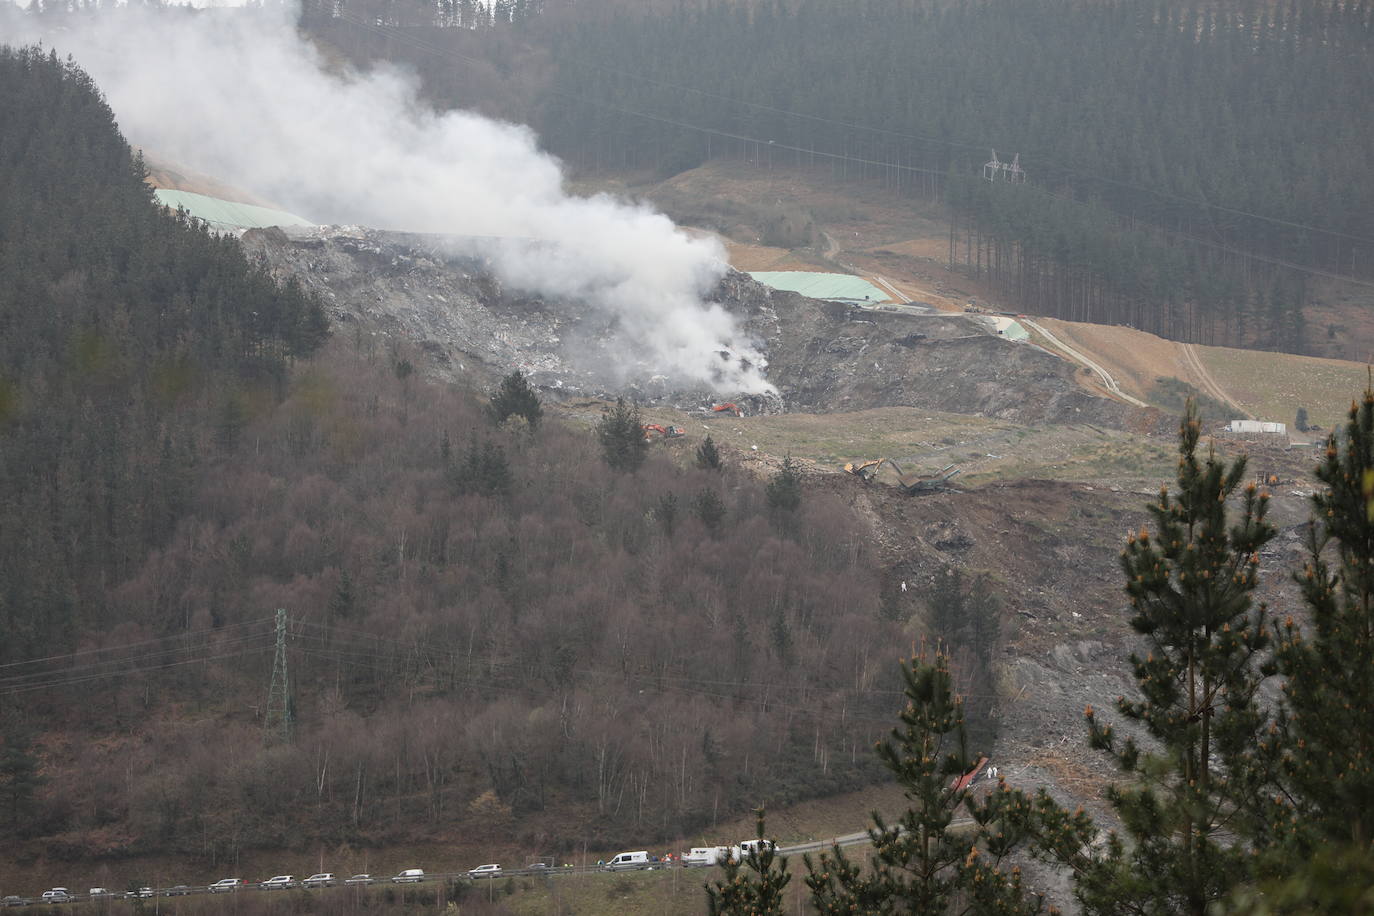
682,847,730,867
732,839,777,860
604,851,650,871
391,869,425,884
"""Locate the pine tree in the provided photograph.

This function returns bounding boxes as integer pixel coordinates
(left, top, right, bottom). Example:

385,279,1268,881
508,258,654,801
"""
0,730,45,832
692,487,727,533
596,398,648,472
1273,387,1374,852
707,809,791,916
804,651,1048,915
487,369,543,429
765,455,802,512
1071,401,1277,915
656,491,679,537
696,434,723,470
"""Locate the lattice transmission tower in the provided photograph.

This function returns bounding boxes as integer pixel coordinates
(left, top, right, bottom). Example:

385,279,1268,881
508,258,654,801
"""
264,608,293,743
984,149,1026,183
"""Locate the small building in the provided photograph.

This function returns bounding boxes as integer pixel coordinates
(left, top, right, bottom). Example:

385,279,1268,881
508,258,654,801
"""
1224,419,1287,436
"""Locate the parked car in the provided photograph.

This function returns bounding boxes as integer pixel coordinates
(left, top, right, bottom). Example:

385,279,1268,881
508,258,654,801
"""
88,888,114,899
343,875,374,886
41,889,72,904
467,864,501,880
123,888,153,900
260,876,296,890
208,879,245,893
302,874,336,889
165,887,192,897
1,896,25,907
391,869,424,884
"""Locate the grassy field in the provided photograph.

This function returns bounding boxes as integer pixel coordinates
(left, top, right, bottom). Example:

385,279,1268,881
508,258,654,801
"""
628,406,1179,490
1199,345,1369,432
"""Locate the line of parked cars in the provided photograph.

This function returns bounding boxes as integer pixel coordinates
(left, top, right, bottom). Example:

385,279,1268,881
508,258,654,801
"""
1,844,774,906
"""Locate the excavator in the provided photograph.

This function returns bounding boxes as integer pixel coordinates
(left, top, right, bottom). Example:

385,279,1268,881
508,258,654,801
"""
642,424,686,441
842,458,886,482
711,403,744,417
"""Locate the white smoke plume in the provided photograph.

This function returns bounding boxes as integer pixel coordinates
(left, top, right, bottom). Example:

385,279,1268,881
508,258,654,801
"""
2,3,776,394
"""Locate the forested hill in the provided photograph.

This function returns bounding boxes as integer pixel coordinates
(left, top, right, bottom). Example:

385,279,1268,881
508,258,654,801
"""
531,0,1371,352
0,47,910,859
0,46,328,663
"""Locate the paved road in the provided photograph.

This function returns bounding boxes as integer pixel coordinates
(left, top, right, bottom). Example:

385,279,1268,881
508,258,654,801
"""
8,820,984,906
1020,318,1148,408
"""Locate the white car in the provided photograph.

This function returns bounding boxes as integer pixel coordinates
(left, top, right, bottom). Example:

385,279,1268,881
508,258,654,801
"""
260,876,296,890
88,889,113,899
209,879,244,893
467,864,502,880
391,869,424,884
343,875,374,886
40,889,71,904
302,874,336,888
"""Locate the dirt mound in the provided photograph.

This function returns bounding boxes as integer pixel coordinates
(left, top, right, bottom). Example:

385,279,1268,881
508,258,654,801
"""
243,227,1145,430
763,291,1144,427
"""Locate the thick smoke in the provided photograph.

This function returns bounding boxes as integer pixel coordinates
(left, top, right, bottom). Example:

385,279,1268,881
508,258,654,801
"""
4,3,775,394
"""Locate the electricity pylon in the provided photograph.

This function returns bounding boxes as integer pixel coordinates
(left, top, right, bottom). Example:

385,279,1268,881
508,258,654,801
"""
265,608,292,743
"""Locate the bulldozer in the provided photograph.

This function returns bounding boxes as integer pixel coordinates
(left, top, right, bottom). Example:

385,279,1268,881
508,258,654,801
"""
842,458,886,482
642,424,686,441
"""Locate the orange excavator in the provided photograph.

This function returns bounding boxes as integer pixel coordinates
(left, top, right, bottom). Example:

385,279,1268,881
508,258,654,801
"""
711,403,744,417
642,424,686,441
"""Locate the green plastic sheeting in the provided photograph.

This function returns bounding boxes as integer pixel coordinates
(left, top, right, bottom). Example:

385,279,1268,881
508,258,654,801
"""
747,271,892,304
153,189,313,231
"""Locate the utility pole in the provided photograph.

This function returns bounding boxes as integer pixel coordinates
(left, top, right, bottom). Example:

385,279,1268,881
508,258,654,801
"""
265,609,292,744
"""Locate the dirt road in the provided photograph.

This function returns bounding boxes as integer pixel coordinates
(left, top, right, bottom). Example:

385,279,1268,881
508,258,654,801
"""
1021,318,1148,408
1181,343,1251,418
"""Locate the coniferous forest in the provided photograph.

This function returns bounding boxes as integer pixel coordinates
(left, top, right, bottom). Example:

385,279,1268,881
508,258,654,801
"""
300,0,1373,353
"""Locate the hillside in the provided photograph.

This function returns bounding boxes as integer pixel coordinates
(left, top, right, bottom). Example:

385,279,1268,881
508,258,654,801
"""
6,6,1374,911
0,44,911,883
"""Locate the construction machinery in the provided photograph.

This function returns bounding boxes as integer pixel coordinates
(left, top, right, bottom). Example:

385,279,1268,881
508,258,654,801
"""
887,459,962,494
642,424,686,441
842,458,886,482
711,403,744,417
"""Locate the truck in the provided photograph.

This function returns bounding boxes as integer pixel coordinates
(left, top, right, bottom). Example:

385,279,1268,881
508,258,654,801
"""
681,846,730,868
731,839,777,861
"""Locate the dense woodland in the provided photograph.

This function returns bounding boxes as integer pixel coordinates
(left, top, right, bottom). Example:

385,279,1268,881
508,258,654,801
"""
295,0,1373,354
0,47,946,858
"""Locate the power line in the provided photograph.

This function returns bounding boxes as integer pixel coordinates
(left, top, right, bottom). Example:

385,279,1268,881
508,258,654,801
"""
0,615,274,671
324,9,1374,249
0,629,277,691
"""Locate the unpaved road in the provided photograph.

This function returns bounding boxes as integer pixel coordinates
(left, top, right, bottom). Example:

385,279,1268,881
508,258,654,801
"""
1021,318,1148,408
1181,342,1251,418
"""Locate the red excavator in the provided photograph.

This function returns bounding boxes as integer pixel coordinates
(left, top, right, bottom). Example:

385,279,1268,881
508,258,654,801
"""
711,403,744,417
642,424,686,441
